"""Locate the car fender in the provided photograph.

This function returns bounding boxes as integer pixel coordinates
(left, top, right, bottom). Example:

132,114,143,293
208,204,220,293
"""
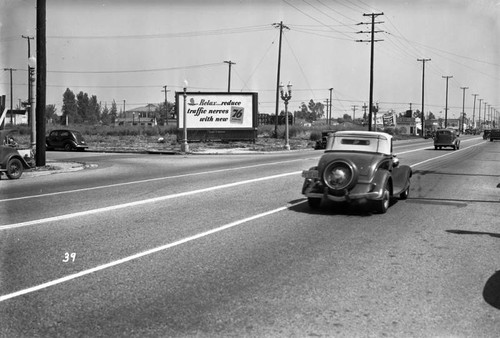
372,169,392,196
391,165,412,195
1,152,31,170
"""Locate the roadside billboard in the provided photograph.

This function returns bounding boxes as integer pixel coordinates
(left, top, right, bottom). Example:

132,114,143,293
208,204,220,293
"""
175,92,258,141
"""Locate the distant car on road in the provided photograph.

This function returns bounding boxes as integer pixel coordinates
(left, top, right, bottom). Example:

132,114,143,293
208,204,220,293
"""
46,129,88,151
483,130,491,140
434,129,460,150
489,129,500,142
302,131,412,214
314,130,336,150
0,130,32,179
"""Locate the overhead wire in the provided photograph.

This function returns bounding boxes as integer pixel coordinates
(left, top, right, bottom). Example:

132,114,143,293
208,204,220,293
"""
47,25,273,40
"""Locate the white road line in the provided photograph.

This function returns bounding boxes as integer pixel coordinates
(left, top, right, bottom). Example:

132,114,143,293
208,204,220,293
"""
409,141,486,168
0,171,301,230
395,137,481,155
0,159,307,203
0,199,306,303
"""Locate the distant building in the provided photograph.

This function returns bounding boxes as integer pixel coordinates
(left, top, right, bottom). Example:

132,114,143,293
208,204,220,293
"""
115,104,159,126
1,109,28,126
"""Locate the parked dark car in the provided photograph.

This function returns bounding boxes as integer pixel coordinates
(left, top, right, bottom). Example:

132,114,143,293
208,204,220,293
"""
483,130,491,140
0,130,32,179
46,129,88,151
434,129,460,150
314,130,336,150
302,131,412,214
489,129,500,141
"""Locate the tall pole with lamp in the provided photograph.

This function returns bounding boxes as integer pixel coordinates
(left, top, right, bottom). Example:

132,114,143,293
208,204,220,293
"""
329,88,333,125
28,57,36,152
279,82,292,151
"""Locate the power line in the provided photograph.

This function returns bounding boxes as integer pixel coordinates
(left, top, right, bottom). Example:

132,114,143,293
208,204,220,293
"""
47,62,225,74
47,25,272,40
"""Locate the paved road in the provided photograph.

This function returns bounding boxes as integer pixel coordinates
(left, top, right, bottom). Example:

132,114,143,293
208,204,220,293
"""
1,136,499,337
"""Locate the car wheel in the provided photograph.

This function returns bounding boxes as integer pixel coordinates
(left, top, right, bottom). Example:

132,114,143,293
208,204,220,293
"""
64,143,73,151
308,197,322,209
434,146,438,150
399,185,410,200
374,183,390,214
6,158,23,179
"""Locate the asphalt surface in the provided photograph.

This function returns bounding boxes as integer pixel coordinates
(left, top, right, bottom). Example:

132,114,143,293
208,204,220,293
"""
1,135,499,337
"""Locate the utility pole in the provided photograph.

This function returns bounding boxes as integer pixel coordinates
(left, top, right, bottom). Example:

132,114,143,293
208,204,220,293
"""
483,102,488,128
357,13,384,131
362,103,368,123
329,88,333,126
35,0,47,166
223,60,236,93
442,75,453,128
478,98,483,130
162,85,170,125
460,86,468,133
352,105,358,122
22,35,34,125
3,68,16,124
417,58,430,137
471,94,478,130
273,21,289,138
325,99,330,125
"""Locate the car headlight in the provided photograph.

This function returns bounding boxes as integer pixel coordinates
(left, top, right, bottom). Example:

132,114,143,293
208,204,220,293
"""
323,160,357,191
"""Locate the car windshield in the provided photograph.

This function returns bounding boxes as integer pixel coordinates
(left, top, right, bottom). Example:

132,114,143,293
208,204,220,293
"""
71,131,85,142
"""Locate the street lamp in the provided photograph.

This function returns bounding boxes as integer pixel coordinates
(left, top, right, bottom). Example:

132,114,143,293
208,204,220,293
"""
181,80,189,153
279,81,292,150
28,56,36,152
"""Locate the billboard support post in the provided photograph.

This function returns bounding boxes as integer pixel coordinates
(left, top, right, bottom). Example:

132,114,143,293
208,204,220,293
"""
181,83,189,153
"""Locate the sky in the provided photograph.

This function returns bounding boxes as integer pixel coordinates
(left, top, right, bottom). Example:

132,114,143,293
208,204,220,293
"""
0,0,499,122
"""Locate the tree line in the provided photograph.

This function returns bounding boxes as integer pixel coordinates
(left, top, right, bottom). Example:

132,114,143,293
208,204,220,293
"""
60,88,118,125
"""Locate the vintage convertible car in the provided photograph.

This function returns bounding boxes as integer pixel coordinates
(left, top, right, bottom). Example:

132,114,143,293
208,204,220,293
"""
0,130,32,179
301,131,412,214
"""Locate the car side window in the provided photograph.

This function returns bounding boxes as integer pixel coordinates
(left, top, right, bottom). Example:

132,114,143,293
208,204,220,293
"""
61,131,69,138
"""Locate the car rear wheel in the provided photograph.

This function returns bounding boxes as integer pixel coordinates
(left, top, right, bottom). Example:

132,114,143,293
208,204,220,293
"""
6,158,23,179
308,197,322,209
373,183,390,214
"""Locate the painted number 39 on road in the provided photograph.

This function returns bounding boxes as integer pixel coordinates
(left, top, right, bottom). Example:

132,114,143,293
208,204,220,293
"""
230,107,244,124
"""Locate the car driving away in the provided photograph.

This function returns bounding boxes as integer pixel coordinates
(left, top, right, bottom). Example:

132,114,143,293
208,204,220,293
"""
488,128,500,141
301,131,412,214
434,128,460,150
46,129,88,151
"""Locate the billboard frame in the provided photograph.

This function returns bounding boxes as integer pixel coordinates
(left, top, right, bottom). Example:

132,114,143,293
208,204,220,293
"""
175,91,258,141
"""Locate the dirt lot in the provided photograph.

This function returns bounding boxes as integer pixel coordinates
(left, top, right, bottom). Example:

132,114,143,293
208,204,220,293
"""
85,135,316,153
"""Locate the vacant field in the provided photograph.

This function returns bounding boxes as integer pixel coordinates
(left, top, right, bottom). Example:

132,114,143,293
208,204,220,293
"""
5,123,419,153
